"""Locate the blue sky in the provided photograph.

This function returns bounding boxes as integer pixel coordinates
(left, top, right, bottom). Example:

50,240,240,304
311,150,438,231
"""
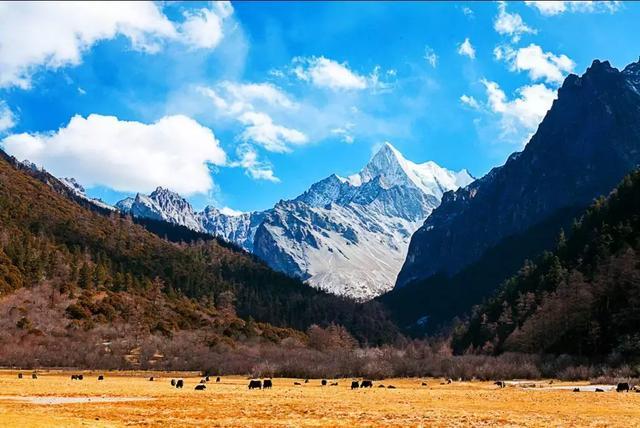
0,1,638,212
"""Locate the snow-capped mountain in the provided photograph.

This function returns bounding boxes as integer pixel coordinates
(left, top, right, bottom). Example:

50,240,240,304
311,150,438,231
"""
115,143,472,300
199,206,266,252
252,143,473,299
58,177,115,211
116,187,202,231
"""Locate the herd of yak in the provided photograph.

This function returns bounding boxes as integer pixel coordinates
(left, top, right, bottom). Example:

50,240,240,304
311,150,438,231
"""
15,372,640,393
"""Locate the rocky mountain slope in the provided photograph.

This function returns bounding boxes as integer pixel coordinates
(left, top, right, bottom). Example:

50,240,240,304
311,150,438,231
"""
116,143,472,300
397,58,640,288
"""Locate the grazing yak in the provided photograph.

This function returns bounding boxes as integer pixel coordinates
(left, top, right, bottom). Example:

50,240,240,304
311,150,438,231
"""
216,377,221,383
616,382,630,392
494,381,506,388
595,388,605,392
294,382,302,386
200,379,207,384
205,376,210,382
446,378,453,384
263,379,273,389
321,379,327,386
330,382,338,386
17,373,23,379
387,385,396,389
304,379,309,384
248,380,262,390
378,385,386,388
71,374,83,380
421,382,428,387
360,380,373,388
176,379,184,389
98,375,104,381
32,373,38,379
195,384,206,391
573,388,580,392
78,374,83,380
351,381,360,390
171,379,176,386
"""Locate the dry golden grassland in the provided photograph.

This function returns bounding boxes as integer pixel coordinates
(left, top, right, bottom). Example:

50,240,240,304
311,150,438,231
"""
0,370,639,427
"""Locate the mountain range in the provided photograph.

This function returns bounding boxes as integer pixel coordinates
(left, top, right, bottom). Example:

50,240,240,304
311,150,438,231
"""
114,143,473,300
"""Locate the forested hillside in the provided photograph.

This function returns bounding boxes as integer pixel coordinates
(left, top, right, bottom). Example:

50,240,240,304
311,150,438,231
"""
0,150,398,346
452,170,640,357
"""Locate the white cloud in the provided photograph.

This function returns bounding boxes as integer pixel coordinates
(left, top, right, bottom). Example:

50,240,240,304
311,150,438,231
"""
424,46,438,68
1,114,225,195
292,56,368,90
179,1,234,49
525,1,621,16
482,79,557,142
496,44,575,84
0,101,16,134
460,94,481,110
331,124,355,144
232,144,279,182
462,7,475,18
197,82,306,153
238,111,308,153
220,206,245,216
457,38,476,59
0,1,234,88
494,2,536,42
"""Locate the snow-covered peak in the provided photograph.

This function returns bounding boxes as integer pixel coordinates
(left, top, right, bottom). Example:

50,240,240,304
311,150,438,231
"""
59,177,115,211
348,142,473,198
117,186,203,231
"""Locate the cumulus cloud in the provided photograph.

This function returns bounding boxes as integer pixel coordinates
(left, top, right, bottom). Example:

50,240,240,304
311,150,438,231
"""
0,1,234,88
424,46,438,68
197,82,307,153
494,2,536,42
462,7,475,18
238,111,308,153
457,38,476,59
179,1,234,49
0,101,16,134
460,94,481,110
331,123,355,144
525,1,621,16
482,79,556,141
232,144,279,182
292,56,368,90
1,114,225,195
495,44,575,84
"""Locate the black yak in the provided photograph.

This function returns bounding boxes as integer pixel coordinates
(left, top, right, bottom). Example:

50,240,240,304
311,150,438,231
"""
616,383,630,392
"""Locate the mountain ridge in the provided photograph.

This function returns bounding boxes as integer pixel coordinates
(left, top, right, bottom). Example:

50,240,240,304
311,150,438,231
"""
114,143,472,299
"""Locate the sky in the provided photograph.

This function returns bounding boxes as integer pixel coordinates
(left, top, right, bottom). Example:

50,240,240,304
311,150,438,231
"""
0,1,639,213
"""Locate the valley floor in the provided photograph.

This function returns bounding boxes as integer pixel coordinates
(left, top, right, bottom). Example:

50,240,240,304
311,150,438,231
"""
0,370,639,427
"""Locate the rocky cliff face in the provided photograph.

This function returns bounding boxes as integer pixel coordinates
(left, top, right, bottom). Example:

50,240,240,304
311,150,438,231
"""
396,58,640,289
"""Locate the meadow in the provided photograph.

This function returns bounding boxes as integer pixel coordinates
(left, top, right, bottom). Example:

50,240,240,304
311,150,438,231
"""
1,370,639,427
